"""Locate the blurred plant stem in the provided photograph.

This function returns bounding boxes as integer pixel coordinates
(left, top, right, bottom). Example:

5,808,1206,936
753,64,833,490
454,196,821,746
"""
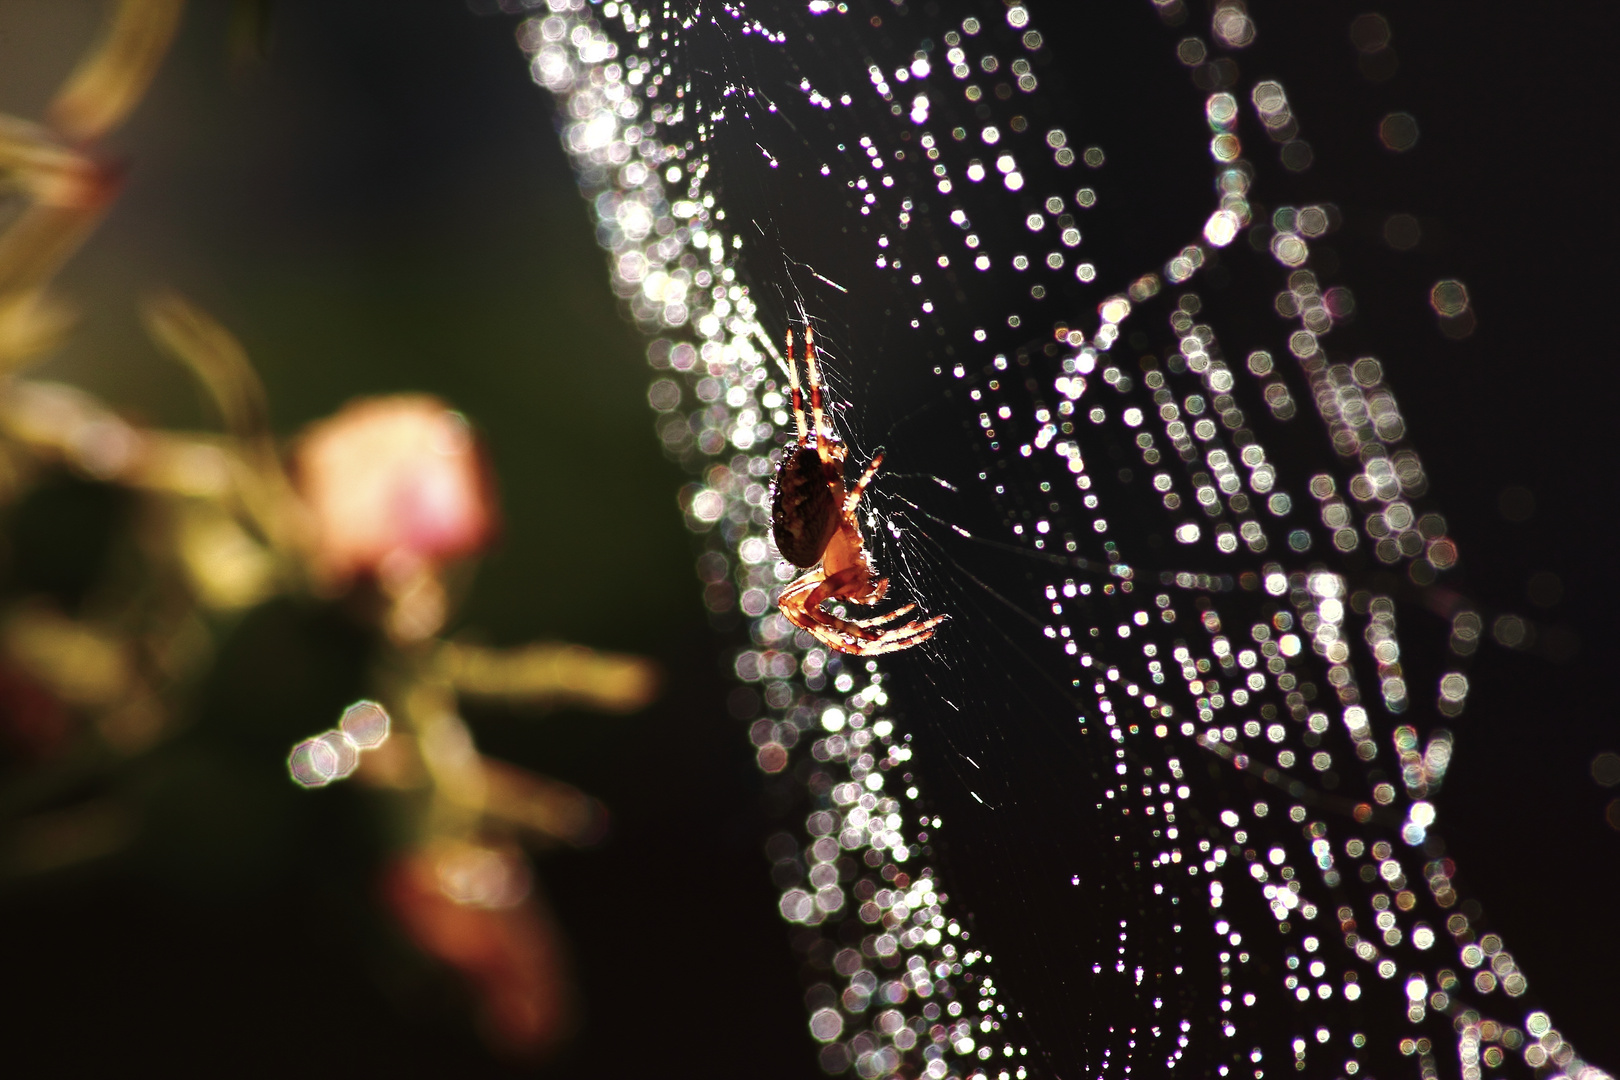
443,639,661,713
48,0,185,142
0,0,182,369
141,290,306,564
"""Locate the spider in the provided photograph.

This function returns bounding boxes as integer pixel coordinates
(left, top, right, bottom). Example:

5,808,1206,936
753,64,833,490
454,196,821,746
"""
770,325,944,655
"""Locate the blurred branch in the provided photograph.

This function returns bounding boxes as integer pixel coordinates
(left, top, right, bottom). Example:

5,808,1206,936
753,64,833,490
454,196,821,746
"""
140,290,306,560
0,0,187,370
0,289,77,371
0,116,98,198
480,759,609,848
2,603,133,708
47,0,187,142
442,641,660,714
0,196,114,298
1,797,135,876
141,291,273,448
0,379,258,504
377,686,611,848
0,137,117,367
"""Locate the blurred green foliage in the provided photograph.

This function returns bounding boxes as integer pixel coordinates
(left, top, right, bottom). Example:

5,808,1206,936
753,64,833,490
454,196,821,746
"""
0,4,815,1075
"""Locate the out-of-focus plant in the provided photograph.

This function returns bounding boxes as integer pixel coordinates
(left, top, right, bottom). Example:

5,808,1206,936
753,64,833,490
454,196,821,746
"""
0,1,656,1061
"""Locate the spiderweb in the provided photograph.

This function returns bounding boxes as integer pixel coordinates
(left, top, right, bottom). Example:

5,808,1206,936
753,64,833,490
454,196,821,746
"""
503,0,1612,1076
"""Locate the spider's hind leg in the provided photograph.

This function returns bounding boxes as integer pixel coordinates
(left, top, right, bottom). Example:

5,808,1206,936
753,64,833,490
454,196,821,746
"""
776,568,827,632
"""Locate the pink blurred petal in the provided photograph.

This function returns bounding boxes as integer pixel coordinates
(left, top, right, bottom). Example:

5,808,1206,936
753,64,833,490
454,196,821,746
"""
293,396,499,586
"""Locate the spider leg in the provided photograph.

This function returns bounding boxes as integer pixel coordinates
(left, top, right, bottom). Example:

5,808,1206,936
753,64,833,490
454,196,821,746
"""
849,609,948,649
801,323,834,450
805,567,901,615
792,567,929,636
778,570,850,642
778,568,888,647
780,569,874,636
784,328,809,443
800,613,886,648
801,565,871,616
842,603,917,629
852,614,947,655
801,610,948,655
795,623,861,653
782,597,880,652
777,568,825,618
844,450,885,514
855,574,890,605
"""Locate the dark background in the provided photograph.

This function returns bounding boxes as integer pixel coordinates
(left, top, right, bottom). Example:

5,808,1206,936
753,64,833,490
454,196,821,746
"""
0,1,1614,1076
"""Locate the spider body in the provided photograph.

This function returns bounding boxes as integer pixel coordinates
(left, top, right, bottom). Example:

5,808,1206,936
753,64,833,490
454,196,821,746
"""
771,444,840,567
769,325,944,655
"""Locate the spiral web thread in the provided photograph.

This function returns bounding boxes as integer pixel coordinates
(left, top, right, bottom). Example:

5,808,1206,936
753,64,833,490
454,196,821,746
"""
513,0,1610,1077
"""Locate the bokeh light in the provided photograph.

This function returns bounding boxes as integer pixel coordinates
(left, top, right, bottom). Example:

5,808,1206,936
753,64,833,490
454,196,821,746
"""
287,700,392,789
1379,112,1420,152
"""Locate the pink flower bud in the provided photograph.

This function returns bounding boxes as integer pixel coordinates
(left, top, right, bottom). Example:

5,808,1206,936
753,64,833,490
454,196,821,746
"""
293,396,498,586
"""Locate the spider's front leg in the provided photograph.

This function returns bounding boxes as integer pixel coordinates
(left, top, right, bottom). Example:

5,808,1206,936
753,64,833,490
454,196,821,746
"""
779,572,866,652
809,565,899,615
800,324,838,455
783,328,810,444
778,569,839,638
850,615,946,655
844,451,885,515
809,567,916,631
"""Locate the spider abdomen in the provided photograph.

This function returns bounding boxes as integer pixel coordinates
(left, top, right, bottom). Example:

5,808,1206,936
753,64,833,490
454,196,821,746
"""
771,445,840,568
